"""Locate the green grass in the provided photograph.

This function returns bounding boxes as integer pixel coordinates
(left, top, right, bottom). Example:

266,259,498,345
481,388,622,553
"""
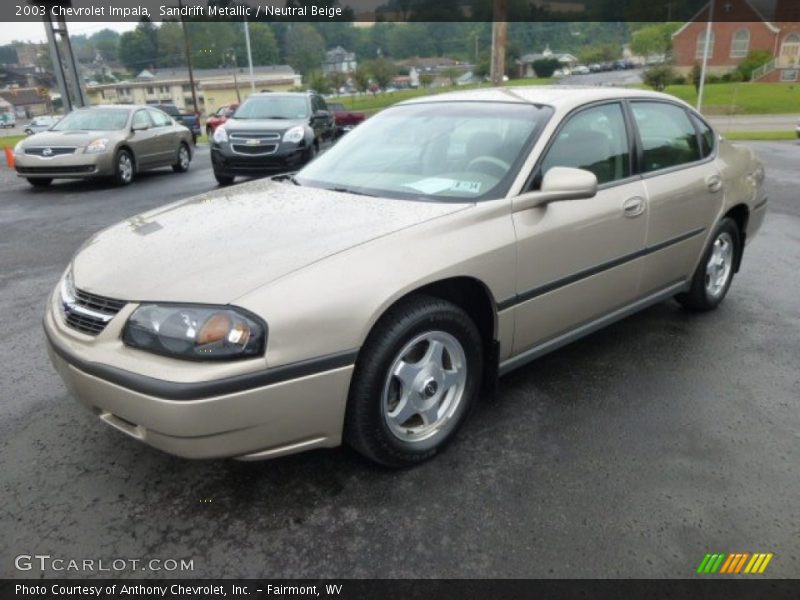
663,83,800,115
724,130,798,141
0,134,25,149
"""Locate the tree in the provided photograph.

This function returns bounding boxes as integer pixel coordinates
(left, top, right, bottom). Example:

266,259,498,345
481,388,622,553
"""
353,64,371,93
89,29,120,63
419,72,434,88
690,63,703,93
735,49,773,80
156,21,185,68
118,24,158,73
327,70,347,93
630,23,681,59
643,64,675,91
367,57,396,90
441,67,461,86
531,58,561,78
285,23,326,76
307,70,330,94
241,22,278,66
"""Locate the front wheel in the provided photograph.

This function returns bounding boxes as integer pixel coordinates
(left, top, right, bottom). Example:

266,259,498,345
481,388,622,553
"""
172,143,190,173
676,217,740,312
345,295,483,468
113,149,134,186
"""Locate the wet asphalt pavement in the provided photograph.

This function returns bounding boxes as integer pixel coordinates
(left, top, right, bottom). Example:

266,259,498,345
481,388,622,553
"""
0,142,798,579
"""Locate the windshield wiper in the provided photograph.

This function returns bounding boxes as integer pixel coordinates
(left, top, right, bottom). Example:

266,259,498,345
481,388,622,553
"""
326,186,377,197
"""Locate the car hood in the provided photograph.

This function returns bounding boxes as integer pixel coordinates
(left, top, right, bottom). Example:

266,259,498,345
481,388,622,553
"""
72,178,470,304
23,130,120,147
224,117,305,132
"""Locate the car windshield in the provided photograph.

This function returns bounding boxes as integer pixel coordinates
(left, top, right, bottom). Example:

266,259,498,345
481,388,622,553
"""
234,96,309,120
52,109,129,131
296,101,553,202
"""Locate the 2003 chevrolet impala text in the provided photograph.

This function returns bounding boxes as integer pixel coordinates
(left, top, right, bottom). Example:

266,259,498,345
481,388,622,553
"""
44,87,767,467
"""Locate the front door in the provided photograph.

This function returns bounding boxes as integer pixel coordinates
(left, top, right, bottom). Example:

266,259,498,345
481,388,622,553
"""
511,102,648,355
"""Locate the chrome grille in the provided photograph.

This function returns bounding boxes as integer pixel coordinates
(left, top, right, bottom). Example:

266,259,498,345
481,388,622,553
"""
229,132,280,141
25,146,76,157
231,143,278,156
61,277,126,336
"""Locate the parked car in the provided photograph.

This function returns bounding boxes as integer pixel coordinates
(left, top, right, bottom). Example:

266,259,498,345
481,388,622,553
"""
24,115,58,135
210,91,335,185
572,65,591,75
327,102,366,136
44,87,766,467
205,103,238,137
589,63,603,73
0,111,16,128
15,104,193,187
152,103,201,144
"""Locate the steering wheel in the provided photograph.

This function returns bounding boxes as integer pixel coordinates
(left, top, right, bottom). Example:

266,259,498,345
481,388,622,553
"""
467,155,511,178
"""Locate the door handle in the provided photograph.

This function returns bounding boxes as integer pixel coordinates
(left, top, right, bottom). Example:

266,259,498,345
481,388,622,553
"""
706,175,723,193
622,196,646,218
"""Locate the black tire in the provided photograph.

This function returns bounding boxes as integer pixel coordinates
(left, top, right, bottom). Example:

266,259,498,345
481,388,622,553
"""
27,178,52,187
345,295,483,468
676,217,741,312
113,149,134,186
214,172,234,186
172,143,191,173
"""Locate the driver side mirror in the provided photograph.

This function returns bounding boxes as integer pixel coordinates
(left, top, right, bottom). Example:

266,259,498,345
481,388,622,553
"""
132,121,149,132
313,109,330,121
513,167,598,212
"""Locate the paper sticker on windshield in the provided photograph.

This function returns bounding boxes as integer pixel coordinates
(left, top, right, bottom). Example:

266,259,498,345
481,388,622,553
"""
404,178,457,194
450,180,482,194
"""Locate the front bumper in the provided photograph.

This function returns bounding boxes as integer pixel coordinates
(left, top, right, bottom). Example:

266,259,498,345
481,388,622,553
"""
44,296,354,461
15,151,115,179
211,142,308,176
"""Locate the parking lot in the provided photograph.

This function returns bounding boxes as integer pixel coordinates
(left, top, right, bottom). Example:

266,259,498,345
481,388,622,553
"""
0,141,798,578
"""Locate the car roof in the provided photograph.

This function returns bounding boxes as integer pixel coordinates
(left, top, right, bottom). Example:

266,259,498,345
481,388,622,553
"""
400,86,692,113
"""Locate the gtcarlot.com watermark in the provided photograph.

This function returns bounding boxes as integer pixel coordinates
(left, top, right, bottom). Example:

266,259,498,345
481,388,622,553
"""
14,554,194,573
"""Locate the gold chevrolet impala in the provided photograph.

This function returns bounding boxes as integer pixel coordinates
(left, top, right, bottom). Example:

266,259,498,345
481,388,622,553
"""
44,87,767,467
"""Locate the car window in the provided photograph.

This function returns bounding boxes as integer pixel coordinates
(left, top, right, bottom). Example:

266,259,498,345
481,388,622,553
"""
148,109,172,127
691,114,715,158
317,96,328,112
631,102,702,172
539,103,631,186
297,102,553,202
132,110,151,129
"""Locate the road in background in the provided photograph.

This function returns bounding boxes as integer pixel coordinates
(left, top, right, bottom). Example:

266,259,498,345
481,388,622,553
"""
0,143,798,578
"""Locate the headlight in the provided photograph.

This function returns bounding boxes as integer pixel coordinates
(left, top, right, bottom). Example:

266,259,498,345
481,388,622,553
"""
283,126,305,144
14,140,24,155
85,138,110,154
123,304,266,361
213,126,228,144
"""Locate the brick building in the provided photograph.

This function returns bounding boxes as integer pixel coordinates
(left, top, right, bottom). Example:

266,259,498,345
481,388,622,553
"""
672,0,800,82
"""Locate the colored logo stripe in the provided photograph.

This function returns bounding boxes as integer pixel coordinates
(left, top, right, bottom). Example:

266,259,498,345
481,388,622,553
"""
697,552,774,574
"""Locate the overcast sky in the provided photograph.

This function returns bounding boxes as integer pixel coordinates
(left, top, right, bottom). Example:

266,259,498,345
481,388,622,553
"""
0,21,137,45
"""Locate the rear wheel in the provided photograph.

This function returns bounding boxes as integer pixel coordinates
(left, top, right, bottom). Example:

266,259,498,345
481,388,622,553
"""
676,217,740,312
214,172,234,186
113,149,134,186
345,295,483,468
172,143,190,173
27,178,52,187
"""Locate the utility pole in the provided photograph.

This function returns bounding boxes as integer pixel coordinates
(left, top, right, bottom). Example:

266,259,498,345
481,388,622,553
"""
42,13,86,113
244,20,255,93
697,0,715,112
178,0,199,115
490,0,508,87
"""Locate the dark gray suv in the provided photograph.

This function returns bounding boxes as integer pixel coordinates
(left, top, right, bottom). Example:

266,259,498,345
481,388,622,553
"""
210,92,335,185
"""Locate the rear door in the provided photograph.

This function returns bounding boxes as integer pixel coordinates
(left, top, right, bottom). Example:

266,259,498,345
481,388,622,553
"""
510,101,649,356
628,101,723,295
